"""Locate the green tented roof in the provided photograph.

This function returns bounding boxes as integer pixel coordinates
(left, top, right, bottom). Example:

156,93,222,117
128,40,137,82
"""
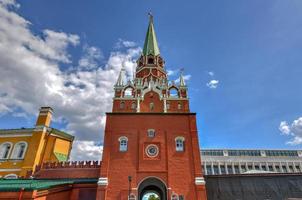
54,152,68,162
142,16,160,56
0,178,97,191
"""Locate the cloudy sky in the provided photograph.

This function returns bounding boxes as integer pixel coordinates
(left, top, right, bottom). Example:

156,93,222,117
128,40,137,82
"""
0,0,301,160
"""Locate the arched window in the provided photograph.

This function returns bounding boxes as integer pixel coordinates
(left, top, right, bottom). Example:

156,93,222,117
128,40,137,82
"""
4,174,18,179
119,136,128,152
177,102,182,110
124,88,133,97
171,193,179,200
150,102,154,111
169,88,178,97
148,57,154,64
166,102,170,110
175,137,185,152
11,142,27,159
131,102,136,110
0,142,12,159
129,193,136,200
147,129,155,138
120,101,125,109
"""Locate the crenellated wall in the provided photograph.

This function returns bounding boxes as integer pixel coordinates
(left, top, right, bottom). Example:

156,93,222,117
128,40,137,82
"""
28,161,101,179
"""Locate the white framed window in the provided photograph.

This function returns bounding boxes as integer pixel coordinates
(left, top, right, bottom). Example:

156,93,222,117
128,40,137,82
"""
124,88,133,97
11,141,28,159
175,137,185,152
177,102,182,110
147,129,155,138
0,142,13,159
166,102,170,110
129,194,136,200
131,102,136,110
119,136,128,152
120,101,125,109
150,102,154,111
171,193,179,200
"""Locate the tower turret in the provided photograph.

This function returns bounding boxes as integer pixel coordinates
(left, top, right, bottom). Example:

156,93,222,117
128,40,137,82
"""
112,15,189,113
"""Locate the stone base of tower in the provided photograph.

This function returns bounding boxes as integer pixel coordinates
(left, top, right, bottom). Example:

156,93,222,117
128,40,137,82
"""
96,184,207,200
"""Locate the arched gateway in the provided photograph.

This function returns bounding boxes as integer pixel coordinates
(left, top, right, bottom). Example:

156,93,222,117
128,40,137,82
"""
96,15,207,200
138,177,167,200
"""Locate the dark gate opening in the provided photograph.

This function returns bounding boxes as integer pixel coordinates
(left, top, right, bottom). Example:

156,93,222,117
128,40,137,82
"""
138,177,167,200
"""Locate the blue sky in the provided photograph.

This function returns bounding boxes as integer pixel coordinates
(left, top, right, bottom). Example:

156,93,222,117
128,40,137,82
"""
0,0,301,160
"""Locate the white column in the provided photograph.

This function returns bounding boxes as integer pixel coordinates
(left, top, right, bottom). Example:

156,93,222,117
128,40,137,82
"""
286,162,290,173
225,163,229,175
239,162,242,174
232,163,235,174
163,98,167,113
204,162,207,175
136,98,140,112
211,162,214,175
293,162,297,173
273,163,277,172
218,162,221,175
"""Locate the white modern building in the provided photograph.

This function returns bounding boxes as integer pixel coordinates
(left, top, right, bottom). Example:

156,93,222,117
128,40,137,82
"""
201,149,302,175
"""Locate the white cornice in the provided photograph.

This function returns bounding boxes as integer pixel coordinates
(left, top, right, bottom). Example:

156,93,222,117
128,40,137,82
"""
0,133,32,138
0,168,21,172
98,177,108,185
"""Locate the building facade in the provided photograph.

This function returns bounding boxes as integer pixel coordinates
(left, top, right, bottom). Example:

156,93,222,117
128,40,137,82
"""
97,15,207,200
202,149,302,175
0,107,74,178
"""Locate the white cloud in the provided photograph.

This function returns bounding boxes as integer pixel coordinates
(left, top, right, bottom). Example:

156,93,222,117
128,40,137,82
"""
208,71,214,76
78,45,103,69
279,121,291,135
206,80,219,89
115,38,137,49
279,117,302,145
0,0,19,8
0,2,140,160
70,140,103,161
167,69,177,76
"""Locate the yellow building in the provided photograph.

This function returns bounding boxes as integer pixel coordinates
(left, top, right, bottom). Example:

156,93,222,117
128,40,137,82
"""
0,107,74,178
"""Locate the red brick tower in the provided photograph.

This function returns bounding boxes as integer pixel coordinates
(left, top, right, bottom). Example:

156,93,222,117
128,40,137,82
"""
97,15,207,200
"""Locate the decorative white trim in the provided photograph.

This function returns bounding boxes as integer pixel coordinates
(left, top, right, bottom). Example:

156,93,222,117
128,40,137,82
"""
118,136,128,142
39,107,53,113
38,112,51,116
175,136,185,142
195,177,206,185
34,126,47,132
0,168,21,172
0,133,32,138
98,177,108,185
4,173,18,179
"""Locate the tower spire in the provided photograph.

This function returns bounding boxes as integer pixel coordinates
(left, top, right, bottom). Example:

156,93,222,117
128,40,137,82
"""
179,68,186,87
115,65,125,86
142,13,160,56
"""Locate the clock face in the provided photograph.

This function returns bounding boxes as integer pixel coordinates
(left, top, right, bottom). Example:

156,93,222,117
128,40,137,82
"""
146,144,159,157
